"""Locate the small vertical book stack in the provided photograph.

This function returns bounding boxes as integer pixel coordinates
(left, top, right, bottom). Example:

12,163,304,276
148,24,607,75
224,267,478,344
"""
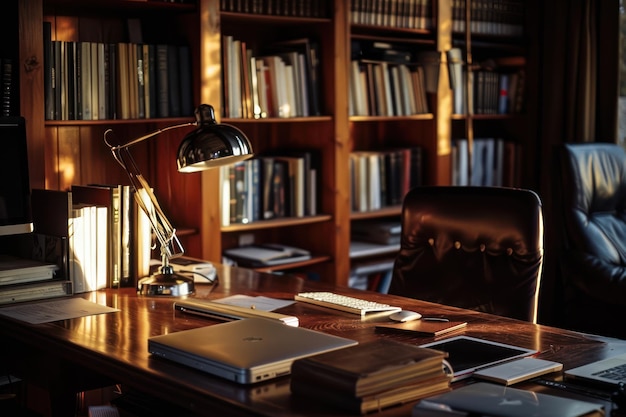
290,339,451,414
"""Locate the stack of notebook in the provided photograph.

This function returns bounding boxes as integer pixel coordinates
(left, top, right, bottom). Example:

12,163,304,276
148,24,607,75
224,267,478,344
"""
290,339,451,414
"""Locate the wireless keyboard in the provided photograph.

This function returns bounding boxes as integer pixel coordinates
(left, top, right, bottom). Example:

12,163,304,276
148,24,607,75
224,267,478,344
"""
294,292,402,316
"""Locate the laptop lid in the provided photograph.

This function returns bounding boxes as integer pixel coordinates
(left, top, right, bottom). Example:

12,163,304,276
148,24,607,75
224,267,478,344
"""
564,352,626,387
148,317,357,384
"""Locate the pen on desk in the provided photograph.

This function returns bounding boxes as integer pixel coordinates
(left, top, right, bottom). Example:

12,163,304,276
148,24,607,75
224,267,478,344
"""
535,379,613,401
422,317,450,322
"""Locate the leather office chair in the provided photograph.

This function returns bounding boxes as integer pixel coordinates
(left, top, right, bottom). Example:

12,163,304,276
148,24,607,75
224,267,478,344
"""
388,186,544,323
556,143,626,338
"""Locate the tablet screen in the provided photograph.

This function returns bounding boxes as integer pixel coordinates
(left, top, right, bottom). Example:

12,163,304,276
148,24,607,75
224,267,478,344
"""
420,335,537,382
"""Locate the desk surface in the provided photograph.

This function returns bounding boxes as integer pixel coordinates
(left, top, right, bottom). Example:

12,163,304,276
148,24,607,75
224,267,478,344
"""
2,266,626,417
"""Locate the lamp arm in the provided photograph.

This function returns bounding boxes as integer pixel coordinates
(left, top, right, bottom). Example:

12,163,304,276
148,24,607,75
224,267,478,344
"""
107,122,195,152
104,128,187,263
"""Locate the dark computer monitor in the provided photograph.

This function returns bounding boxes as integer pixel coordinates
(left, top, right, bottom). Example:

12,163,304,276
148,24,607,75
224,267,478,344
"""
0,116,33,236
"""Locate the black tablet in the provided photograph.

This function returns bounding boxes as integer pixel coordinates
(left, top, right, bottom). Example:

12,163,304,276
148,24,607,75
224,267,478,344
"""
420,335,537,382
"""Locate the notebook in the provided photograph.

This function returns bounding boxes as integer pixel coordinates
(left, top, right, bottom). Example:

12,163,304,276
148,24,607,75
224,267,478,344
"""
148,317,357,384
412,381,604,417
565,352,626,387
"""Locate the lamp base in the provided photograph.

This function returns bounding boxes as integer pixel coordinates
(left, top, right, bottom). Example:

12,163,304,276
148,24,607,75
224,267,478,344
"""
138,271,195,296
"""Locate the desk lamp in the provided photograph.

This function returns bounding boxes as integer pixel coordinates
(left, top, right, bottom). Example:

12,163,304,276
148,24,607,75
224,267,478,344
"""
104,104,253,296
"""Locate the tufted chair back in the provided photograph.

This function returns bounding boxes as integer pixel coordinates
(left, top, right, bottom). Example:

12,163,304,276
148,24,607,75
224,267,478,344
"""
388,186,544,323
556,143,626,337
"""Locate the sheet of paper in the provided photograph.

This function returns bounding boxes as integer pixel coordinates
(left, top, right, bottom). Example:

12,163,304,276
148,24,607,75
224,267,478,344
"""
0,297,119,324
214,294,295,311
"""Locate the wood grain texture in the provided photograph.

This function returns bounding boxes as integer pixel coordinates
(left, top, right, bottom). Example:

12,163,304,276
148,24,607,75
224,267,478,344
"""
2,265,624,417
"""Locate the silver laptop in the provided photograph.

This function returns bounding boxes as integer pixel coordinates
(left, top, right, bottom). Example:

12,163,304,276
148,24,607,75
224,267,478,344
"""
148,317,357,384
565,352,626,387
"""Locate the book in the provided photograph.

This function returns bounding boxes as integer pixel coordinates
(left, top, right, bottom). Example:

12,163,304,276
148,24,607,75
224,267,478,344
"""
375,320,468,337
290,339,451,413
0,278,72,305
0,255,59,286
351,220,401,245
290,339,449,397
412,382,604,417
472,357,563,385
294,374,451,415
223,244,311,267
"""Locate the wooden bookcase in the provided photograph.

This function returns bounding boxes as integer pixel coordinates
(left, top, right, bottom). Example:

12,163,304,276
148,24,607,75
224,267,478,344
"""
14,0,531,288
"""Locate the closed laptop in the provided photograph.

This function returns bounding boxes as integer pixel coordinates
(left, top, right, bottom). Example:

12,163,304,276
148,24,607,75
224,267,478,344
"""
148,317,357,384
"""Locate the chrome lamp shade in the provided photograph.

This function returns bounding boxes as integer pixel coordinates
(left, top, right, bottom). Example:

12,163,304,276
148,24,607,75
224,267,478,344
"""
105,104,253,296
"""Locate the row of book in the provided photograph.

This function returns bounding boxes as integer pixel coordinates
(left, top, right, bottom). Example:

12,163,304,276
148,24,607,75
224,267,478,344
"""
451,0,525,37
451,137,521,187
350,60,430,117
448,48,526,115
451,68,525,115
350,147,423,213
222,35,321,119
220,0,330,18
220,152,318,226
35,187,151,294
350,0,434,30
43,23,193,121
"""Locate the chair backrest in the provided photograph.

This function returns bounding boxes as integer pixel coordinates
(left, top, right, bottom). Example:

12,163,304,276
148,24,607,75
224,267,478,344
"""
388,186,544,323
557,143,626,307
559,143,626,267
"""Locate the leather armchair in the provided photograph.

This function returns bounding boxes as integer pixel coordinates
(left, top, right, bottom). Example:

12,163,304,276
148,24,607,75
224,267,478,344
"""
388,186,544,323
556,143,626,338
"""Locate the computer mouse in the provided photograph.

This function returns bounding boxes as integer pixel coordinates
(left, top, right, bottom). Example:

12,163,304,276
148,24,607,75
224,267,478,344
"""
389,310,422,322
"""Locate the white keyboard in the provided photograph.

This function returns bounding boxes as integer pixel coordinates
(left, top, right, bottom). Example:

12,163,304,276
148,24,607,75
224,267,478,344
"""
294,292,401,316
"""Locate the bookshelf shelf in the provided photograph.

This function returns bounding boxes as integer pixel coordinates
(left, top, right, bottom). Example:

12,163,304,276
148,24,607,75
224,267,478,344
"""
350,114,434,122
223,116,333,124
350,207,401,221
222,215,332,233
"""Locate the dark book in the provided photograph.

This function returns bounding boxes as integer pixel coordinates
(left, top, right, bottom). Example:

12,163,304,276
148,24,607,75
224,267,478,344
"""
155,44,169,118
43,21,54,120
351,220,401,245
147,44,157,119
178,44,193,117
290,339,448,397
66,42,76,120
167,44,181,117
272,159,288,218
260,157,276,219
293,373,450,415
53,40,62,120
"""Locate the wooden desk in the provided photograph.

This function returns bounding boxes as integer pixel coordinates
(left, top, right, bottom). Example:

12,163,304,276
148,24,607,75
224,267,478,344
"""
2,265,626,417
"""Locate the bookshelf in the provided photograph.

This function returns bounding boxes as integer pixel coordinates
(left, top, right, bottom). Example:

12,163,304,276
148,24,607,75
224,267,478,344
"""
14,0,532,288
